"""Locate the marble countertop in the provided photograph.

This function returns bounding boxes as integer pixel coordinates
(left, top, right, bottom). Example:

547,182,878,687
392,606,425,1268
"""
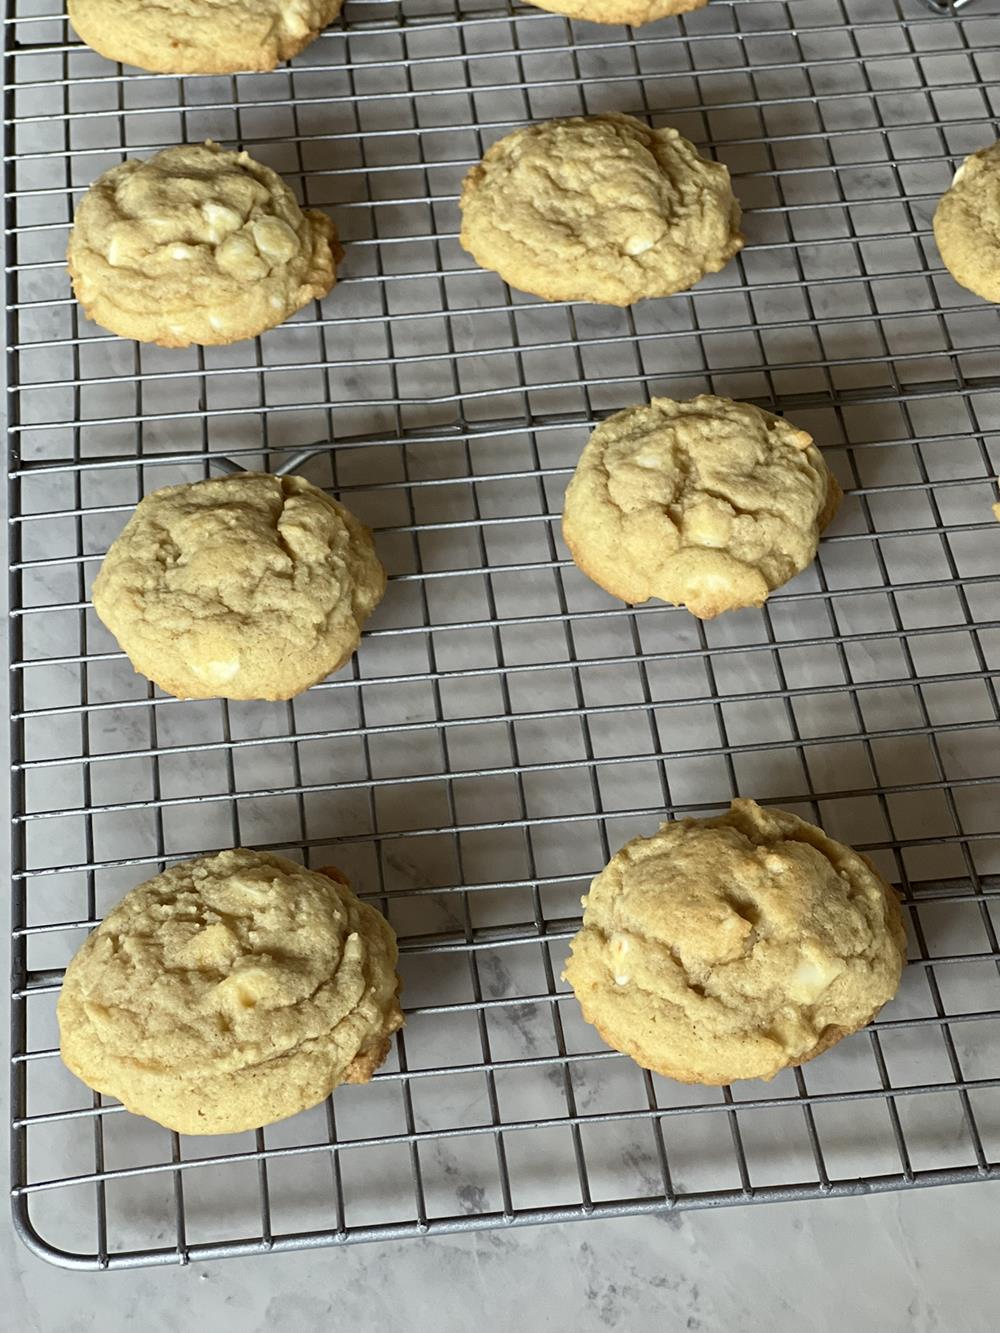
6,1180,1000,1330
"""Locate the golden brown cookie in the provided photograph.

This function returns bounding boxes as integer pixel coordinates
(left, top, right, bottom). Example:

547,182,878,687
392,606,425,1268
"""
68,0,342,75
561,395,841,618
68,141,338,347
933,141,1000,303
91,472,385,701
528,0,706,23
57,851,403,1135
458,112,742,306
563,800,906,1085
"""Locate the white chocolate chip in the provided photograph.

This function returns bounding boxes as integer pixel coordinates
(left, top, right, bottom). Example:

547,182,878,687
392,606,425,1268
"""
624,236,655,256
788,955,842,1003
342,930,364,961
193,656,240,683
609,935,631,985
106,231,131,268
952,160,969,186
170,244,195,261
681,497,734,549
251,216,298,263
216,233,268,280
216,965,272,1011
766,1015,807,1050
201,200,243,241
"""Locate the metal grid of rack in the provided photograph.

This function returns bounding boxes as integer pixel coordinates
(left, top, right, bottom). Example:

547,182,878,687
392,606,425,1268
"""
6,0,1000,1270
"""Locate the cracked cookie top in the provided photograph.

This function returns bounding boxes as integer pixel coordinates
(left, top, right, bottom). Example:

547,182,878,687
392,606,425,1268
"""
68,0,343,75
92,471,386,701
68,141,339,347
58,850,403,1134
933,139,1000,304
458,112,742,306
561,394,841,618
563,799,906,1085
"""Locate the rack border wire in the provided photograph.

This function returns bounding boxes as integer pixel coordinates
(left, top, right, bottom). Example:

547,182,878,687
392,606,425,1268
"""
6,0,1000,1269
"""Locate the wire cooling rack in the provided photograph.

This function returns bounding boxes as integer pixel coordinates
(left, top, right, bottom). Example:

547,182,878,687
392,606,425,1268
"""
5,0,1000,1271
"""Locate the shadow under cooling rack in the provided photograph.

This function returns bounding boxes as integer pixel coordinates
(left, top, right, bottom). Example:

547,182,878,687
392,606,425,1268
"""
6,0,1000,1269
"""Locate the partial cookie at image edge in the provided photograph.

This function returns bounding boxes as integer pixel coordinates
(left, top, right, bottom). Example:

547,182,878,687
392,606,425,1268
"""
933,139,1000,304
526,0,707,25
67,0,345,75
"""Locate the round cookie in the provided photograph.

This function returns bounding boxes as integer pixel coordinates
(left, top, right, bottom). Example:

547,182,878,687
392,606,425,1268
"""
58,851,403,1135
91,471,386,701
528,0,707,24
458,112,742,306
563,799,906,1086
68,141,339,347
933,141,1000,303
561,394,841,618
68,0,342,75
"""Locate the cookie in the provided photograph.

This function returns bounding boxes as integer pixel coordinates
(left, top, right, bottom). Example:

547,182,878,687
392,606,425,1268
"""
58,851,403,1135
458,112,742,306
933,141,1000,303
92,471,385,701
528,0,707,24
68,0,342,74
562,395,841,618
68,141,338,347
563,799,906,1085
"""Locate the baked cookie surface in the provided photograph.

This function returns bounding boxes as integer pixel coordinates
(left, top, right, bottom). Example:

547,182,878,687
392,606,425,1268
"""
528,0,706,23
92,471,385,701
561,394,841,618
58,851,403,1135
68,141,338,347
563,800,906,1085
68,0,342,74
458,112,742,305
933,140,1000,303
